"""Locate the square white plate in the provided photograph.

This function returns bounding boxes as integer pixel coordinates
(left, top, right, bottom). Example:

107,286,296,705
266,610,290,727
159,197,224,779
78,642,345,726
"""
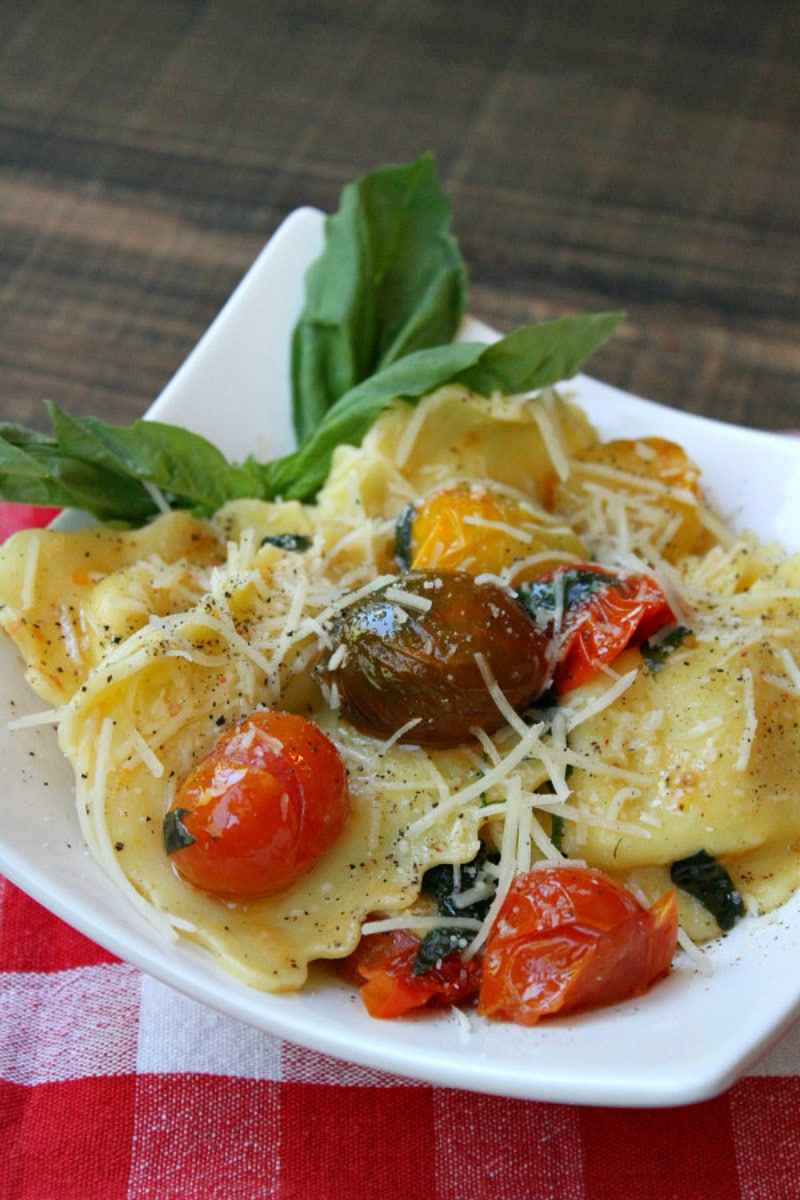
3,207,800,1107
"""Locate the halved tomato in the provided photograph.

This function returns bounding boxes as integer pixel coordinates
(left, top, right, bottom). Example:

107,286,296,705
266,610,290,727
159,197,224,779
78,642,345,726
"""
340,928,482,1019
477,865,678,1025
519,564,675,692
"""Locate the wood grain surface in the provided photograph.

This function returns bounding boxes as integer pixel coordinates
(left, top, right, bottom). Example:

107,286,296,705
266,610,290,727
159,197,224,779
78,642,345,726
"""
0,0,798,436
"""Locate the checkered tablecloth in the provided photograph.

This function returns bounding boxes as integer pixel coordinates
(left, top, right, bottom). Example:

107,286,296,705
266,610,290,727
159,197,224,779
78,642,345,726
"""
2,503,800,1199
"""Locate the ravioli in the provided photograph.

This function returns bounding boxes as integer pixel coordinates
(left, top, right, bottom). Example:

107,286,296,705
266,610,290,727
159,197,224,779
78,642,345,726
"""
0,510,223,705
5,383,800,987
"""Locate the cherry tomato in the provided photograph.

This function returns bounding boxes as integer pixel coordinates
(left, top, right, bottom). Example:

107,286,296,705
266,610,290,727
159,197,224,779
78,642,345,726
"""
477,866,678,1025
519,564,675,693
340,928,482,1018
409,485,584,583
164,710,348,898
554,437,712,563
324,570,550,745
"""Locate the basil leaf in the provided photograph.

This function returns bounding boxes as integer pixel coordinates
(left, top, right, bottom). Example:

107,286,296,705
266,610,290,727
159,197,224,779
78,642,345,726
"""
670,849,745,932
641,625,690,675
163,808,196,854
0,419,159,522
393,502,415,571
414,846,498,977
454,312,625,397
412,927,468,976
46,403,261,513
517,566,620,625
261,533,312,552
0,404,264,523
291,154,467,442
550,813,566,854
261,312,624,502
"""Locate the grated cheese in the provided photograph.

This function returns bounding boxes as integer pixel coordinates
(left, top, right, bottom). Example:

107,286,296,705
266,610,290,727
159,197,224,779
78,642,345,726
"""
361,914,483,936
532,398,571,483
735,666,757,772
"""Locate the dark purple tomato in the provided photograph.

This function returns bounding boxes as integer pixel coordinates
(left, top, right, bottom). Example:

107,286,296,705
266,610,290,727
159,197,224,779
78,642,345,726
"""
323,570,550,745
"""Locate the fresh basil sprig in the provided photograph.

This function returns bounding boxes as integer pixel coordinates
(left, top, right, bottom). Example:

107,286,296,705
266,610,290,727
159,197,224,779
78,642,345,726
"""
0,402,261,522
261,311,623,501
0,156,625,523
0,313,623,518
291,154,468,442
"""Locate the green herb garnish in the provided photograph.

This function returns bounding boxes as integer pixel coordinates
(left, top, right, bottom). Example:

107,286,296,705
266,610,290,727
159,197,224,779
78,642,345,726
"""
261,533,312,552
670,849,745,932
413,845,499,976
641,625,690,675
550,813,566,854
290,154,467,442
163,808,196,854
517,566,620,624
0,157,624,522
393,502,415,571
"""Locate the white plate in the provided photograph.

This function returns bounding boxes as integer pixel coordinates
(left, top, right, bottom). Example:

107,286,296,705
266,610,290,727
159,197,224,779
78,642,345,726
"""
3,207,800,1108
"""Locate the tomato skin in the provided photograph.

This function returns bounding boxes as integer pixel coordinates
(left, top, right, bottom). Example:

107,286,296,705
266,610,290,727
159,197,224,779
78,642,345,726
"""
534,565,675,693
341,929,482,1019
409,486,585,582
477,866,678,1025
166,710,348,899
325,570,550,745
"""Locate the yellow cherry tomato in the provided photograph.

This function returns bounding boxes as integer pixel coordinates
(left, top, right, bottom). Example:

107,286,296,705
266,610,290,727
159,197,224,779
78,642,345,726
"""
410,485,585,584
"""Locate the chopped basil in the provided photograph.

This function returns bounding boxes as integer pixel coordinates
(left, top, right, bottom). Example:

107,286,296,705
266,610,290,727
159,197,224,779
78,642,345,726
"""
261,532,312,552
641,625,690,675
393,502,415,570
163,808,196,855
0,159,623,522
670,849,745,932
550,813,566,854
517,567,620,627
413,845,499,976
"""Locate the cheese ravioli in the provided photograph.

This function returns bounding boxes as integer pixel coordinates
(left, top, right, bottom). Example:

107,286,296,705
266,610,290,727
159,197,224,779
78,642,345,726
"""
4,384,800,985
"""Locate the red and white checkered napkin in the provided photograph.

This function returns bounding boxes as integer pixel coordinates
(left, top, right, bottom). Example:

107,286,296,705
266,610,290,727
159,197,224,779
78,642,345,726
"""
2,503,800,1199
3,879,800,1200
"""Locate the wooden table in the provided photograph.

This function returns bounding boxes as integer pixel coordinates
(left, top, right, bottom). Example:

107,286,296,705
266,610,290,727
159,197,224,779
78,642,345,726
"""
3,8,800,1199
1,0,798,438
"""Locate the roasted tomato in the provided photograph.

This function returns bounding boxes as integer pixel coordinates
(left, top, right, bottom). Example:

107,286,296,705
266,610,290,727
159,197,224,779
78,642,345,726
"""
323,570,550,745
408,485,585,583
164,709,348,898
552,436,715,562
340,928,482,1018
477,865,678,1025
518,564,675,693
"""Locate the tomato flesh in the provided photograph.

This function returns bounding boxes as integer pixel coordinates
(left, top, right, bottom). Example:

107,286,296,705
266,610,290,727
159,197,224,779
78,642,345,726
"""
540,565,675,692
477,866,678,1025
341,929,482,1018
165,710,348,898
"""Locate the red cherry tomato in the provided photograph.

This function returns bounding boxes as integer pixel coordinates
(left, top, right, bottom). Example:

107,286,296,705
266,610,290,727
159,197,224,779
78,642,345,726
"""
164,710,348,898
340,929,482,1019
530,565,675,693
477,865,678,1025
